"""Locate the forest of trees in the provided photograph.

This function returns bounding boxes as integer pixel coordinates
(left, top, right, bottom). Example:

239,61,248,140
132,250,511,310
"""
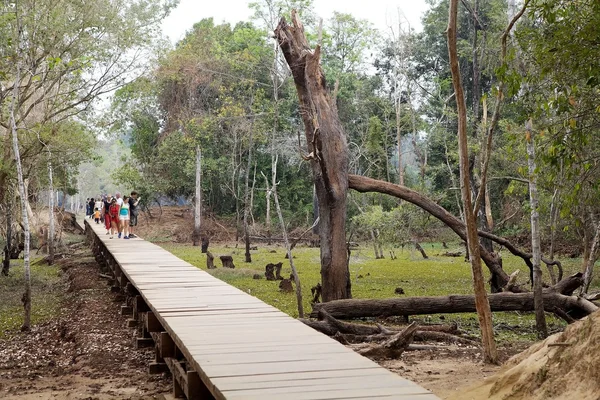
1,0,600,346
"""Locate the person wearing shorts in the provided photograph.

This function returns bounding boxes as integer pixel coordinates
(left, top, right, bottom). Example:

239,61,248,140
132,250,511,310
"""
128,191,140,238
119,195,131,239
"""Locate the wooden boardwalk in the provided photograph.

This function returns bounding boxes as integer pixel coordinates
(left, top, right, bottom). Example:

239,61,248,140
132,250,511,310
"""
83,218,439,400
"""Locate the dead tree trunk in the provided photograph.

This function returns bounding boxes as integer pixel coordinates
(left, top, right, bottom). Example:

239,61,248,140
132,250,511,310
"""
357,322,418,359
348,175,509,290
206,251,215,269
414,242,428,259
201,236,209,253
220,256,235,269
276,12,350,301
312,290,597,322
2,195,12,276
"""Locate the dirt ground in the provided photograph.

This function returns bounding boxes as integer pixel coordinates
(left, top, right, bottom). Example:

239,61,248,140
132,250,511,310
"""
381,344,526,398
0,241,171,399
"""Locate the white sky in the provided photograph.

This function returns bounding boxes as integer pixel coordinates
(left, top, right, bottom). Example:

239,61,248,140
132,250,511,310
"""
162,0,430,43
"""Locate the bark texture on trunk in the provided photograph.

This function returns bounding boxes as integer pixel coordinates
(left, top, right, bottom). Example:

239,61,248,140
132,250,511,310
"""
582,219,600,294
272,158,304,318
447,0,498,363
47,150,55,265
244,130,254,263
276,11,350,301
2,194,12,276
526,122,548,338
193,146,201,246
312,291,598,321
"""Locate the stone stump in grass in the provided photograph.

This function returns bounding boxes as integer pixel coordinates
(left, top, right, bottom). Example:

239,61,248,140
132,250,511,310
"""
206,251,215,269
220,255,235,269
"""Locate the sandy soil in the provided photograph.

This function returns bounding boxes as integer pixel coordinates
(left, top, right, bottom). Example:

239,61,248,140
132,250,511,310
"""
0,241,171,399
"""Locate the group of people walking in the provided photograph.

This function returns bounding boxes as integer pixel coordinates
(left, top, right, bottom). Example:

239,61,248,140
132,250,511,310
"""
85,192,140,239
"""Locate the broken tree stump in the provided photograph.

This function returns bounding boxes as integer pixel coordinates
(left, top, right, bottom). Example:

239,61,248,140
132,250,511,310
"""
206,251,215,269
357,322,418,359
265,263,277,281
274,262,284,280
414,242,428,259
201,237,209,253
220,255,235,269
279,279,293,293
311,283,322,304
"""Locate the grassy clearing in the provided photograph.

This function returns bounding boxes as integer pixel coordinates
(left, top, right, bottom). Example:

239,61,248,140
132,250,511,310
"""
159,241,598,342
0,259,63,338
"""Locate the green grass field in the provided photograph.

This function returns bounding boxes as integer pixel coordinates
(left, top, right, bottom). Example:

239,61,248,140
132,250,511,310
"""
159,241,597,342
0,259,62,337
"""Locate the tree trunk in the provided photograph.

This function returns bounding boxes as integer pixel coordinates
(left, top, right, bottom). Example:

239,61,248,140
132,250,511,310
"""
526,120,547,338
548,187,560,284
206,251,215,269
312,290,598,321
582,218,600,294
243,129,254,263
2,194,12,276
264,174,271,244
357,322,417,359
249,163,256,226
414,241,428,259
9,24,31,330
447,0,498,363
272,158,304,318
47,150,55,265
395,100,405,187
276,12,350,301
193,145,202,246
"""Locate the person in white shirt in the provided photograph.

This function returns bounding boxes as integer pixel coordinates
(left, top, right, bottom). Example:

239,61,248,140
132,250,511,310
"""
115,192,123,206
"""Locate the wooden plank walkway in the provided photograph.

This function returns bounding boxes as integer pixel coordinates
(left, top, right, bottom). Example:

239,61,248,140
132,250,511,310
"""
82,218,439,400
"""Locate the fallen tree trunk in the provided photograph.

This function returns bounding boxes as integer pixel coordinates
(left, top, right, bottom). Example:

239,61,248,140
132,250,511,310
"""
348,174,510,291
312,291,598,321
300,309,461,337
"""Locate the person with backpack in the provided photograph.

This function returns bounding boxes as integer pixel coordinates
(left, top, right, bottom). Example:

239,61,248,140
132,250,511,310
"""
128,191,141,238
103,195,113,235
88,198,95,219
108,198,120,239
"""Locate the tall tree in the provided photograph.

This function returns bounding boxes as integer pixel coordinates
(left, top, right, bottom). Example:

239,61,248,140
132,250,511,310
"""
276,11,351,301
447,0,498,364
